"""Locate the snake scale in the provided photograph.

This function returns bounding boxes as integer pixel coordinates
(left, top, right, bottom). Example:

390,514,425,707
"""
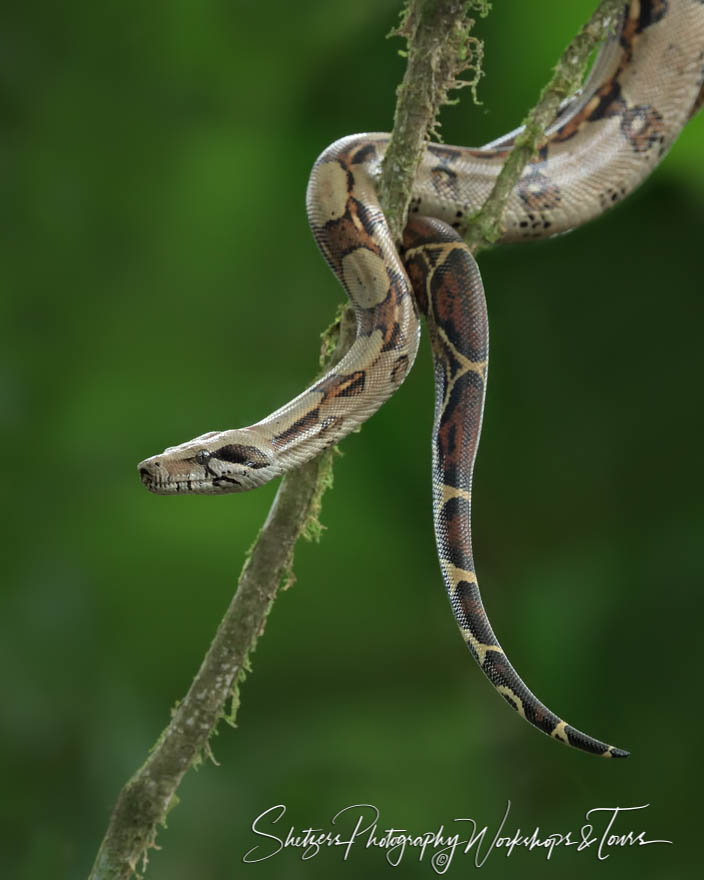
139,0,704,757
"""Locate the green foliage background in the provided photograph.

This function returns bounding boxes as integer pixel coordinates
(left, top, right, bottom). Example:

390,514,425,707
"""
2,1,702,877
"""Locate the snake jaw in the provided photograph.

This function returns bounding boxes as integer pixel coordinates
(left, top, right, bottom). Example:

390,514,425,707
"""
137,451,213,494
138,430,278,494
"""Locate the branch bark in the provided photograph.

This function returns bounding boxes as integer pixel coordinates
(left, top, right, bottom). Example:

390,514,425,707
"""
379,0,488,240
88,1,477,877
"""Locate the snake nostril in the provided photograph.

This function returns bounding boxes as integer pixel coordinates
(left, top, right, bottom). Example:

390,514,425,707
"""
138,457,162,486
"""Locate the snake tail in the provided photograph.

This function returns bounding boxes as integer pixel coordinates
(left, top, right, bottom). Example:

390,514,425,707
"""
402,216,628,758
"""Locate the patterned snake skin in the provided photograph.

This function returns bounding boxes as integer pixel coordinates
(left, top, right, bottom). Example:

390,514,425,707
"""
139,0,704,756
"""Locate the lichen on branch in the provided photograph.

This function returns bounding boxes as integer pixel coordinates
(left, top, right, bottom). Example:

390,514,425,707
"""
379,0,490,243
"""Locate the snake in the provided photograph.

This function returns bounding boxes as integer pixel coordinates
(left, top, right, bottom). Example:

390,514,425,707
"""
138,0,704,757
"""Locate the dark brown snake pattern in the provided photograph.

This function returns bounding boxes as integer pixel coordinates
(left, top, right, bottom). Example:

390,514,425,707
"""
139,1,704,757
403,217,629,757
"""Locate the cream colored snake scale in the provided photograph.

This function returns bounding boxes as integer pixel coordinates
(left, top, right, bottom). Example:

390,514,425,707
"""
139,0,704,757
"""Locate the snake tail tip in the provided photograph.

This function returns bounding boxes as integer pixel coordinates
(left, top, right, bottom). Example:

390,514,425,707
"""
610,747,630,758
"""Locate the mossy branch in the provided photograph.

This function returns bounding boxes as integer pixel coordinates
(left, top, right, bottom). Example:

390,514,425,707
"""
380,0,489,241
87,2,476,877
464,0,627,253
88,319,352,880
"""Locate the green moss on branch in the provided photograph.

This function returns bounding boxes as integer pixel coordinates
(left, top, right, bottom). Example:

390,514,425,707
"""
380,0,489,242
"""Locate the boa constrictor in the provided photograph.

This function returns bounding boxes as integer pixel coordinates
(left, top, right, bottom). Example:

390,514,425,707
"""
139,0,704,757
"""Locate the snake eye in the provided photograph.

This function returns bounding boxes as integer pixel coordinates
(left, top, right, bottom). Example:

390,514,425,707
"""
195,449,211,465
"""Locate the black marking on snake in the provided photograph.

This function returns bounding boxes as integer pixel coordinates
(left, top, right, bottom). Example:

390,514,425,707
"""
438,496,474,572
403,253,430,315
351,196,380,237
420,247,441,269
599,183,628,210
341,162,355,195
480,652,517,691
213,475,242,488
273,408,321,446
434,377,485,482
620,104,666,153
564,79,626,143
430,250,487,361
637,0,669,31
350,142,377,165
434,340,463,389
430,166,460,201
377,270,408,353
321,214,382,268
213,443,271,468
314,370,366,399
390,354,410,385
439,530,473,572
467,146,510,161
453,580,500,648
517,169,562,211
427,144,462,163
318,415,343,438
380,320,401,353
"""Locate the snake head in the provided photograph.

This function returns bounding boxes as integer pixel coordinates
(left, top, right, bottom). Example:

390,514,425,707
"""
138,430,277,494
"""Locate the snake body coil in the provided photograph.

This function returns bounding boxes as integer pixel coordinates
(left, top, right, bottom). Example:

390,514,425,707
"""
139,1,704,756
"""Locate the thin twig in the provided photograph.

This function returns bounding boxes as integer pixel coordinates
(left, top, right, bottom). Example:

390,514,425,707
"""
464,0,627,253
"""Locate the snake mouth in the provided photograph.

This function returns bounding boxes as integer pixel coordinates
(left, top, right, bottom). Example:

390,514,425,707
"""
138,461,243,494
139,459,200,494
139,470,233,494
139,467,197,494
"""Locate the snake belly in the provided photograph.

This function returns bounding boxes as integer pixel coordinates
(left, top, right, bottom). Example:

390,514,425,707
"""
138,0,704,755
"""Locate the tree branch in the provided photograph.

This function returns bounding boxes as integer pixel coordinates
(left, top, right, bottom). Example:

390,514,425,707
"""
87,1,476,877
464,0,627,253
379,0,488,240
89,315,353,880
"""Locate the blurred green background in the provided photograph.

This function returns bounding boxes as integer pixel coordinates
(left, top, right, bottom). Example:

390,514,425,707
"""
2,1,703,877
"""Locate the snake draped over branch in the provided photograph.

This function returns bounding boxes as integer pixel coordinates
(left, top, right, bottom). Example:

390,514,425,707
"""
138,0,704,758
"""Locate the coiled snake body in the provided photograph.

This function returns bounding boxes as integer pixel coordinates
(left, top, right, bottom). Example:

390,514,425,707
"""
139,0,704,757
